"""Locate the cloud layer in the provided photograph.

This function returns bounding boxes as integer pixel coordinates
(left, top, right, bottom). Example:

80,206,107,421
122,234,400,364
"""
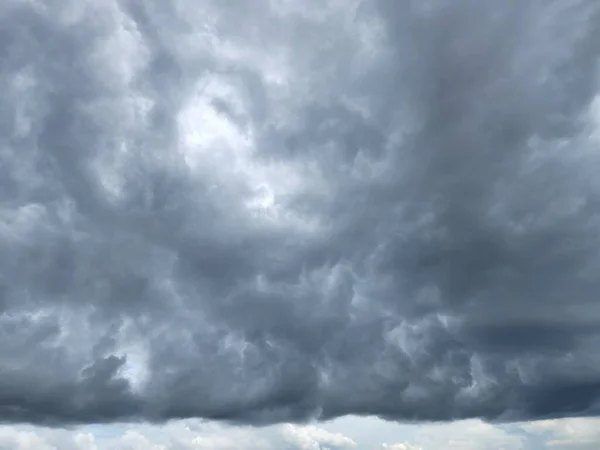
4,416,600,450
1,0,600,425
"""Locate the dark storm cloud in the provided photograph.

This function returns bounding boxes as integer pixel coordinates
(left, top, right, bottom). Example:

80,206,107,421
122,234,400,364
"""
1,0,600,426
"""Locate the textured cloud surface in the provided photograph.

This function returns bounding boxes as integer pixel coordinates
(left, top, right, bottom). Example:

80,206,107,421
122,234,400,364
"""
1,0,600,425
5,416,600,450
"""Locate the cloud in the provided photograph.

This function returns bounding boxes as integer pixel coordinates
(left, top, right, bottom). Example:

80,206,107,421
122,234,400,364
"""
282,424,357,449
0,426,97,450
0,416,564,450
379,443,422,450
521,417,600,449
0,421,358,450
1,0,600,426
412,420,525,450
374,419,528,450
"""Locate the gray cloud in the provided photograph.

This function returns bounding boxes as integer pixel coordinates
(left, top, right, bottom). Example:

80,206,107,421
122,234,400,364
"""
1,0,600,426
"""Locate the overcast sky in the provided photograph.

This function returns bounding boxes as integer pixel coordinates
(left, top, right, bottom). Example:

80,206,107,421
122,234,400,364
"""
1,0,600,448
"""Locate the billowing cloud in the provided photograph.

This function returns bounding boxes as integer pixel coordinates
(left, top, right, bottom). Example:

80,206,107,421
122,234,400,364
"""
4,416,580,450
2,0,600,426
0,421,358,450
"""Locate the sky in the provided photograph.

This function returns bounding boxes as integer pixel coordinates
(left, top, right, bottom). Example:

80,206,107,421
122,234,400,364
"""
1,0,600,448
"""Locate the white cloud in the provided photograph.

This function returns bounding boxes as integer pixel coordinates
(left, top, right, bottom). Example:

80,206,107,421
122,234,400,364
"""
521,417,600,449
406,420,526,450
0,426,98,450
378,443,422,450
0,428,54,450
2,417,600,450
282,423,357,449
